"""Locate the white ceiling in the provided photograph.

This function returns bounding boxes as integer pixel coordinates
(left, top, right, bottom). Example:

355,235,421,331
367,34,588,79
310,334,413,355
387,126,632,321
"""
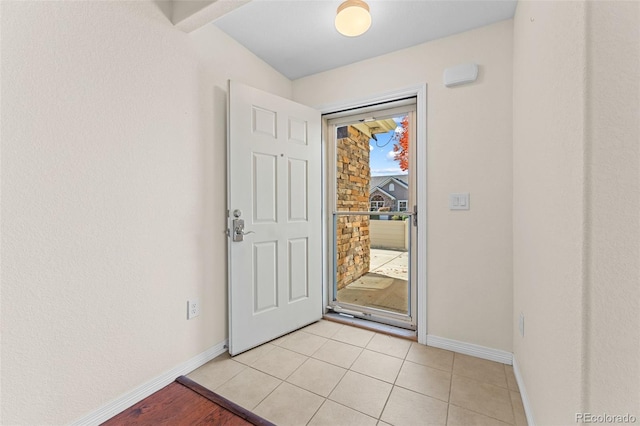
213,0,518,80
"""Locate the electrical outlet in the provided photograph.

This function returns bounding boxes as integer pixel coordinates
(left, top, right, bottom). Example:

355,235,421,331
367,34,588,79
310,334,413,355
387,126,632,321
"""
187,299,200,320
518,312,525,337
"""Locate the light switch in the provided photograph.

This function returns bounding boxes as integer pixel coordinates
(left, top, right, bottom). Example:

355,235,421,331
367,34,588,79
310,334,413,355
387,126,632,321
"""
449,193,470,210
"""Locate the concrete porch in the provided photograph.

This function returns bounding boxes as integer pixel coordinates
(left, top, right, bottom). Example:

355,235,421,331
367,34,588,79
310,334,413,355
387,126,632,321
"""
336,249,409,315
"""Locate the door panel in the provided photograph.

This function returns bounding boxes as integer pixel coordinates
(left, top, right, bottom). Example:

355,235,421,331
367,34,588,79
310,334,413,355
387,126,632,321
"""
228,81,322,355
252,153,277,223
253,241,278,313
288,158,308,221
289,238,309,301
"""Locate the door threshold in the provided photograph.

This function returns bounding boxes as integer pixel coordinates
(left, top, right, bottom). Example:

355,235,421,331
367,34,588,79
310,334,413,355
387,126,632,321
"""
323,313,417,341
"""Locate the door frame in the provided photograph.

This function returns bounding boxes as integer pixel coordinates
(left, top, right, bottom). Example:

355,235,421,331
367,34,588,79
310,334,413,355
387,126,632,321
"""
325,104,417,329
315,84,428,344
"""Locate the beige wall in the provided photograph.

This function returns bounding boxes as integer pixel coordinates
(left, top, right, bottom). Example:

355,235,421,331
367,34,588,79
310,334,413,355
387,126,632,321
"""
0,2,291,424
513,2,587,422
4,2,637,424
584,0,640,416
513,1,640,423
294,20,514,352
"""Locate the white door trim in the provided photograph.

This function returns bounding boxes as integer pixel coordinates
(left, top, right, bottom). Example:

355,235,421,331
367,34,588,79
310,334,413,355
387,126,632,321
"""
315,84,428,344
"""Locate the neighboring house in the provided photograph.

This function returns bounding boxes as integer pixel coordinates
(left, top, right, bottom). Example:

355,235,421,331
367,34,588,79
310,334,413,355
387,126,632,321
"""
369,175,409,212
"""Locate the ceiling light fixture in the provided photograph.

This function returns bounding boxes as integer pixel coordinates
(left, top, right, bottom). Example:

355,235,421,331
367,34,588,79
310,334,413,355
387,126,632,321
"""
335,0,371,37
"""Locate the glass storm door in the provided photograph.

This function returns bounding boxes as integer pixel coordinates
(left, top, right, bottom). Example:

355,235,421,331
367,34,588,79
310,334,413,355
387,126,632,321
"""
326,101,417,330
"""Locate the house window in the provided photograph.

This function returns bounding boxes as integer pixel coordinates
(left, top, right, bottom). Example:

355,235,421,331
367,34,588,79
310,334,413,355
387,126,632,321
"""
389,183,395,192
398,200,408,211
370,200,385,211
370,195,385,211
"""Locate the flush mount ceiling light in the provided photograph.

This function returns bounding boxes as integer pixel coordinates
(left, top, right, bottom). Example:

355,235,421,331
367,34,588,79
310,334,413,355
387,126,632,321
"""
335,0,371,37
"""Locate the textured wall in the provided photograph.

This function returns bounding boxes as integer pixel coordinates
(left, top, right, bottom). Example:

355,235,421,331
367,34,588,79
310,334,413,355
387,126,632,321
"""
512,2,588,423
294,20,514,352
0,1,291,424
584,0,640,415
336,126,371,289
513,1,640,422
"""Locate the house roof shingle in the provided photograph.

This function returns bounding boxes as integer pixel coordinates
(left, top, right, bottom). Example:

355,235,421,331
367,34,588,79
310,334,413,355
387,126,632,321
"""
369,174,409,192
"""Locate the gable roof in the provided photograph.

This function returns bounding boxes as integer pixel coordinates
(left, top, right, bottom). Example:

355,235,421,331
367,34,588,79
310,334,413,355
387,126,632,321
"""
370,186,397,201
369,174,409,192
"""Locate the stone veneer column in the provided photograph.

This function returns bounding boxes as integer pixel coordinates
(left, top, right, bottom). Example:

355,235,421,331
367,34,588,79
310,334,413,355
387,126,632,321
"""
335,125,371,290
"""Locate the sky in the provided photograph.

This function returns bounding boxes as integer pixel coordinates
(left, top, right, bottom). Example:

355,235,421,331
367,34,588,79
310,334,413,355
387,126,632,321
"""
369,115,408,177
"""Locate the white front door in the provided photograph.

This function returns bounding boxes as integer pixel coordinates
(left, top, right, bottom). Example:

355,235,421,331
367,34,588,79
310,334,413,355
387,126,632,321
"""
227,81,322,355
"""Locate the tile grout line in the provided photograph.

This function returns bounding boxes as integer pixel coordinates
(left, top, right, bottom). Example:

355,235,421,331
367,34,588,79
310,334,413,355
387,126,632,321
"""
375,339,410,422
322,366,349,400
287,330,380,423
249,366,286,407
234,344,309,414
387,345,454,405
320,336,395,423
343,330,392,421
321,398,378,423
286,357,350,401
390,383,451,405
364,337,413,360
450,355,517,425
212,359,248,392
506,363,518,426
197,323,519,425
448,402,517,425
449,370,510,390
188,355,248,393
446,353,456,425
304,398,327,426
448,354,516,425
251,350,329,424
234,323,339,424
310,340,364,370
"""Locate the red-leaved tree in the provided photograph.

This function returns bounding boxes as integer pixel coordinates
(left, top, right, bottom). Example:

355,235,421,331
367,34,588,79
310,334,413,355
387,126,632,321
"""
393,117,409,171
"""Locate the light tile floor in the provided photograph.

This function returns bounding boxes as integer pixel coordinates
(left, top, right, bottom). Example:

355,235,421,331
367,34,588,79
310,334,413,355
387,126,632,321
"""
188,320,528,426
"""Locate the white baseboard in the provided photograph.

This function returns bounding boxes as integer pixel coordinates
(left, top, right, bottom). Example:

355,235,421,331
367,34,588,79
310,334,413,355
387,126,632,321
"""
512,356,536,426
71,339,229,426
426,334,513,365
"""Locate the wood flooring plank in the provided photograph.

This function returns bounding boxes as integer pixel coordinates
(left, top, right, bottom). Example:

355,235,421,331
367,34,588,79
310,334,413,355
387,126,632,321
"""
102,380,257,426
176,376,275,426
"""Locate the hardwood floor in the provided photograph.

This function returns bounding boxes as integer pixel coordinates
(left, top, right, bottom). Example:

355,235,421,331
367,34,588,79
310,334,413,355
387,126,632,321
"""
102,376,274,425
